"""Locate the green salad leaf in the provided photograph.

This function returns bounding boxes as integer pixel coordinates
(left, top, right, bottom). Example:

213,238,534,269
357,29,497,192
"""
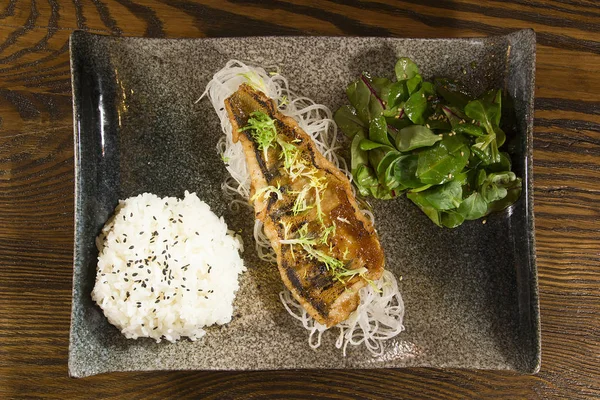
346,73,385,124
416,134,470,185
395,125,441,152
395,58,419,81
334,105,366,138
334,58,523,228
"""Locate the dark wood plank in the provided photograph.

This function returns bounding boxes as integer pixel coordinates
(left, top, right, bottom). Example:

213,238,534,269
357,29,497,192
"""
0,0,598,399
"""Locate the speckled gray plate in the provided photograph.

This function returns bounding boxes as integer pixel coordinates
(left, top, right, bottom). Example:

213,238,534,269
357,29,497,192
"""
69,30,539,378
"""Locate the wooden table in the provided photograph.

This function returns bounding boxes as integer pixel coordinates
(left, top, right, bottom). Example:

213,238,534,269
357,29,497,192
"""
1,1,598,398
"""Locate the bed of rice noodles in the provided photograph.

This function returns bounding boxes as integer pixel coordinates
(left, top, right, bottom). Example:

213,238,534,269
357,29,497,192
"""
198,60,405,356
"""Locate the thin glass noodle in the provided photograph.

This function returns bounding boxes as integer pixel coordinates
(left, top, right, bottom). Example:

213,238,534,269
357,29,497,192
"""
198,60,405,356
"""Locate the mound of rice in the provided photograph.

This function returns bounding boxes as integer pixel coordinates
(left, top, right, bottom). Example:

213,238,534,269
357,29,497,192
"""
91,191,245,343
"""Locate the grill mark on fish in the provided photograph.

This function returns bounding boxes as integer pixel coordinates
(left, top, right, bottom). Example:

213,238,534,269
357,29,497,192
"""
283,258,327,315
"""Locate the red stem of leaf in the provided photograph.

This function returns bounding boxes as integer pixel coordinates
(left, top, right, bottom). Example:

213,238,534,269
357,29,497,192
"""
360,74,385,109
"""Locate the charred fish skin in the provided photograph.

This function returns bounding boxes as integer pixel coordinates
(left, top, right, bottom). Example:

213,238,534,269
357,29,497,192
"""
225,84,384,327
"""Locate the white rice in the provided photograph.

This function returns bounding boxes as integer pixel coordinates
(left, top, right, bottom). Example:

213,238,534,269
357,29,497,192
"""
91,191,245,343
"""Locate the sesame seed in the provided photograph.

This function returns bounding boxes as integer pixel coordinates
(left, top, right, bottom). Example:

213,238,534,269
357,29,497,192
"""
129,246,134,249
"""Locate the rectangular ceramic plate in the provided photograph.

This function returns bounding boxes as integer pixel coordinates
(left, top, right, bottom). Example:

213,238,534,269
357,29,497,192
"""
69,30,540,377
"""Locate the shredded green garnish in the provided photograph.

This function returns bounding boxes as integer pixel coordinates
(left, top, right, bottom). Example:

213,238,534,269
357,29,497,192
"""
251,184,282,202
292,186,313,215
320,223,336,245
308,174,328,223
220,154,230,163
302,245,344,270
239,71,266,91
334,266,369,283
365,277,382,293
279,95,289,107
279,224,317,246
279,222,368,285
280,220,293,240
240,111,277,162
301,244,365,283
277,138,301,172
342,247,349,260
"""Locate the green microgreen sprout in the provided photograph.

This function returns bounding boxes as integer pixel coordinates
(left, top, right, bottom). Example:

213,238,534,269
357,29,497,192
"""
240,111,277,163
277,138,301,172
239,71,266,92
250,184,282,203
320,223,336,246
292,186,314,215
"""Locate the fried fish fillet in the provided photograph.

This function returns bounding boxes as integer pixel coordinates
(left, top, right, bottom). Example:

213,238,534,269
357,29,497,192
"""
224,84,384,327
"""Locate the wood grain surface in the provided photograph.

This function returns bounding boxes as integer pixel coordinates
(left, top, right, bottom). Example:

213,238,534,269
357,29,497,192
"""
0,0,598,398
